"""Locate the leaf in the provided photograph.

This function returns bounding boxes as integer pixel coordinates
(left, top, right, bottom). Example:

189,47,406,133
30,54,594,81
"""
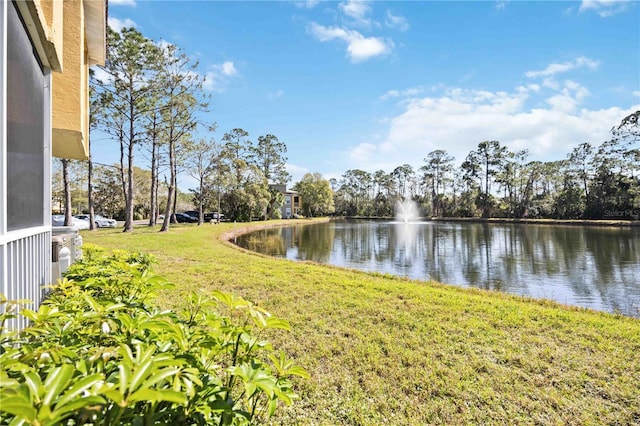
128,388,187,405
42,364,74,406
267,398,278,417
56,374,104,407
0,374,20,388
23,372,43,402
248,305,268,328
282,365,309,379
117,364,131,398
269,352,310,379
119,344,135,364
231,363,277,399
272,386,293,406
138,367,181,390
128,358,154,393
212,290,249,310
100,388,124,405
0,393,37,421
48,396,105,424
265,317,291,331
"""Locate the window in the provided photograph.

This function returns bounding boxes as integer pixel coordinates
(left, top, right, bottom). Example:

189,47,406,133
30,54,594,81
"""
6,2,46,231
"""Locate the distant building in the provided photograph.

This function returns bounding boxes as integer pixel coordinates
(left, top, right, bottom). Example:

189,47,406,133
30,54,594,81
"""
0,0,107,329
270,185,302,218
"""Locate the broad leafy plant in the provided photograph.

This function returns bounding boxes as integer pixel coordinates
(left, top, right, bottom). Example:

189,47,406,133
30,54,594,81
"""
0,244,307,425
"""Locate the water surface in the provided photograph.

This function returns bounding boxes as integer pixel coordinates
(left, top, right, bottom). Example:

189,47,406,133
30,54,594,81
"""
236,221,640,316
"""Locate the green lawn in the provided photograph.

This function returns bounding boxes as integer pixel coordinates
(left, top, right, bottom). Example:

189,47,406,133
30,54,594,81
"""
82,220,640,425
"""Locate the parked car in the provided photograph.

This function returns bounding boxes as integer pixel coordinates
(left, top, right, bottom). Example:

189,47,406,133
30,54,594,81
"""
174,213,198,223
52,214,90,230
74,214,117,228
204,212,225,222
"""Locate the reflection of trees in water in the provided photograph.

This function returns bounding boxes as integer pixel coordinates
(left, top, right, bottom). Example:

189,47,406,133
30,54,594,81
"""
581,227,640,313
423,225,456,284
241,221,640,315
373,225,391,263
341,222,376,263
244,231,286,257
438,224,640,314
294,223,335,263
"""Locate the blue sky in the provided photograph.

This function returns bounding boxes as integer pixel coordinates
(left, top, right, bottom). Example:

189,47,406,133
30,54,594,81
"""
99,0,640,186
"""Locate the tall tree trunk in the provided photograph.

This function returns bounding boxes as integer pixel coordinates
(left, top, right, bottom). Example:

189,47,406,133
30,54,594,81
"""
198,175,204,225
119,128,127,228
148,128,157,227
172,172,178,222
160,131,176,232
88,150,95,230
124,103,135,232
62,159,72,226
154,172,159,222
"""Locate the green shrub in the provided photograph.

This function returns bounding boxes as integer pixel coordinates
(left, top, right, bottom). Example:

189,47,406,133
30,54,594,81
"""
0,245,307,425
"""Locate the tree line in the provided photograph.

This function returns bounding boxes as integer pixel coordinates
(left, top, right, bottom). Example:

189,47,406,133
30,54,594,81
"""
331,111,639,220
61,26,637,228
67,27,292,231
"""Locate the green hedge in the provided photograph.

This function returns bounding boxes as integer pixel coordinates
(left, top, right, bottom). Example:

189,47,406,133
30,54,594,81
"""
0,245,307,425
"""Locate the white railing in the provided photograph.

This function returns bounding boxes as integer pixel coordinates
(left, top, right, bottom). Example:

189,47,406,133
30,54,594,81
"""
1,227,51,331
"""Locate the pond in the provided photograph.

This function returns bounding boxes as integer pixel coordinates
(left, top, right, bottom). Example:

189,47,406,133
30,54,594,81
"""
235,220,640,317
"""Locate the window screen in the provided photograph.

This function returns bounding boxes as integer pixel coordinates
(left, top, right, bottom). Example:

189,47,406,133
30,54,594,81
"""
6,2,46,231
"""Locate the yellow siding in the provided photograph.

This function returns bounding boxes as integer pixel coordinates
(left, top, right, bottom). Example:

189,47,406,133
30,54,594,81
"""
52,0,88,160
16,0,105,161
15,0,64,71
37,0,64,70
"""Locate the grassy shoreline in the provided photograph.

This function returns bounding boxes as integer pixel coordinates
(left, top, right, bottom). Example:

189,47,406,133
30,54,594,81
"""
83,221,640,425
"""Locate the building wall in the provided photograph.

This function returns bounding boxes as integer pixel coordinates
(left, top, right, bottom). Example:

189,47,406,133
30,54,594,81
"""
0,0,106,330
270,186,301,219
52,0,100,160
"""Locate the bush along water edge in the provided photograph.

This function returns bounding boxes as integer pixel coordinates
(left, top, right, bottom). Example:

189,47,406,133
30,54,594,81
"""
0,244,308,426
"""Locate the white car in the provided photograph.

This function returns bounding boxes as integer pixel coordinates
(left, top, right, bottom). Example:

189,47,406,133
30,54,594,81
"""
52,214,90,230
74,214,117,228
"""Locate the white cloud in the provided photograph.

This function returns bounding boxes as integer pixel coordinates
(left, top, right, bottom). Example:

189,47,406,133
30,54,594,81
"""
339,0,372,27
402,87,425,97
156,40,174,50
579,0,632,17
108,17,137,32
379,86,425,101
308,23,392,62
379,90,400,101
203,61,238,92
525,56,599,79
385,10,409,31
295,0,321,9
268,89,285,100
109,0,137,6
220,61,238,77
542,77,561,90
495,1,509,11
345,84,638,173
90,66,113,85
286,163,310,183
633,90,640,97
545,81,590,113
349,142,377,162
